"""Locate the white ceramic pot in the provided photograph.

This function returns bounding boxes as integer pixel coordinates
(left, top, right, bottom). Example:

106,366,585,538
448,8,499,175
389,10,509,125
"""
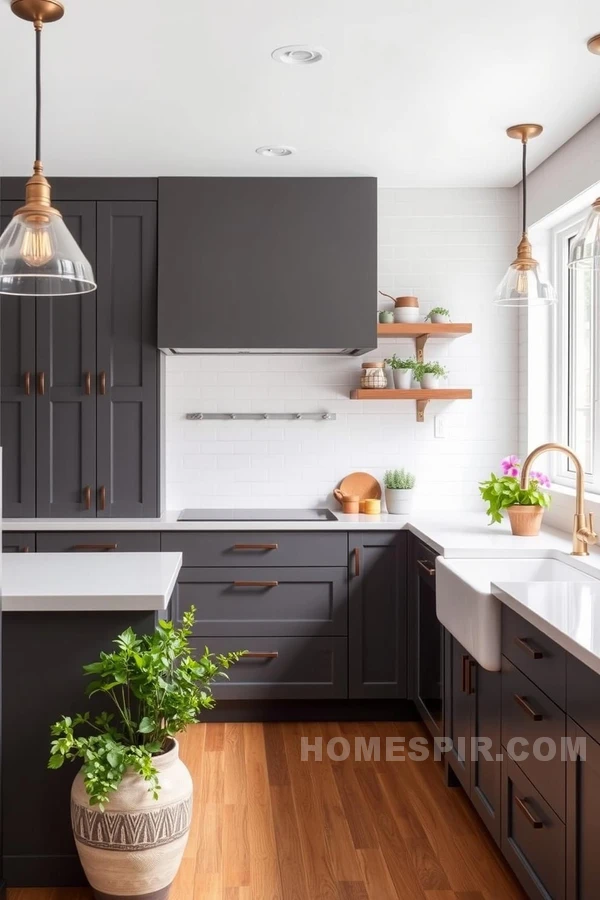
71,739,192,900
420,373,440,389
430,313,450,323
393,368,413,389
393,307,419,324
385,488,414,515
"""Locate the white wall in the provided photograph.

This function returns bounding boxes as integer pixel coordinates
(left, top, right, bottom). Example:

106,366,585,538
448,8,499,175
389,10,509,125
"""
165,187,520,511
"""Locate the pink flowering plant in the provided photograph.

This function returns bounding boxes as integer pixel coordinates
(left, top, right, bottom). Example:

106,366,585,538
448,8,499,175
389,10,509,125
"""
479,456,551,524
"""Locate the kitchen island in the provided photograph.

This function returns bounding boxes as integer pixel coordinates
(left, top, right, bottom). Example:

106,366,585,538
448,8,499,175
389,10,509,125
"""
2,551,182,888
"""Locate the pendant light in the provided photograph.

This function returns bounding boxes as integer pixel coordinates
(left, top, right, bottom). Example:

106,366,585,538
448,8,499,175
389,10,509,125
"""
494,124,556,307
568,35,600,270
0,0,96,297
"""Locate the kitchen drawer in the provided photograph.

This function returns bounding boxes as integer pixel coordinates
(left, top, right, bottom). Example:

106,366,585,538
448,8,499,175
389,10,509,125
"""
502,605,566,708
566,655,600,744
502,657,566,821
35,532,161,553
502,756,565,900
177,567,347,636
160,531,347,567
3,532,35,553
193,635,348,700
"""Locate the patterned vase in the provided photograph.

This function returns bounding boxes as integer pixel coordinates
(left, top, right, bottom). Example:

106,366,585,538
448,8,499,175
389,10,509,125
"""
71,739,192,900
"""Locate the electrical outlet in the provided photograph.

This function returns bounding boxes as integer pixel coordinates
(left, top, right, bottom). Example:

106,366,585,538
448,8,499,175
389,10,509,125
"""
434,416,446,438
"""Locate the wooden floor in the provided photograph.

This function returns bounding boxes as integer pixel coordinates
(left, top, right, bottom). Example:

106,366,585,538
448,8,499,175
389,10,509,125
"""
8,720,526,900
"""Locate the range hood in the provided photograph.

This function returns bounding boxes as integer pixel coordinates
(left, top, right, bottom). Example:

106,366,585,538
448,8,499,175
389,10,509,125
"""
157,177,377,356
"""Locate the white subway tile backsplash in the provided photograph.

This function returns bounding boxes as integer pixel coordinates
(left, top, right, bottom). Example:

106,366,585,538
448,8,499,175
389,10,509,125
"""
165,186,520,511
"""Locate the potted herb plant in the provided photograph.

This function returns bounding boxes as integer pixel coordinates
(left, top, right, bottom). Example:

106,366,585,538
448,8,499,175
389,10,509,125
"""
384,467,416,514
385,354,416,389
414,361,448,389
49,607,244,900
479,455,551,536
425,306,451,323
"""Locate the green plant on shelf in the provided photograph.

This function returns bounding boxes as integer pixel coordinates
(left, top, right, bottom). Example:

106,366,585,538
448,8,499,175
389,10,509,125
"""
413,361,448,381
384,468,416,490
384,354,416,370
424,307,451,321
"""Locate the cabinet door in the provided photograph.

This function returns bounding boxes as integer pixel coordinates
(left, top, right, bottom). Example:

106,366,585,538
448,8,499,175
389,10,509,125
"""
412,544,444,736
2,533,35,553
0,205,36,518
444,633,472,793
96,202,158,517
35,202,97,517
348,532,407,699
567,719,600,899
470,663,502,845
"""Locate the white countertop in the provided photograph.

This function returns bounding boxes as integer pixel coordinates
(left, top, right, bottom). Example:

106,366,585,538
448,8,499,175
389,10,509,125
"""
2,552,182,612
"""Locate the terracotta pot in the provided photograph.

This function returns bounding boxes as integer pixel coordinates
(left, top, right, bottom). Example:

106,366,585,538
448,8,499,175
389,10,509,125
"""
506,505,544,537
71,739,192,900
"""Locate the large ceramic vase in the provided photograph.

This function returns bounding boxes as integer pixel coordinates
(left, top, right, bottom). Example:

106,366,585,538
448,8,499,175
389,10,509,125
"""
71,740,192,900
506,504,544,537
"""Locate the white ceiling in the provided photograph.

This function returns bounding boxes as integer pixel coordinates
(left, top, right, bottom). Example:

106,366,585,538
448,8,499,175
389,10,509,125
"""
1,0,600,186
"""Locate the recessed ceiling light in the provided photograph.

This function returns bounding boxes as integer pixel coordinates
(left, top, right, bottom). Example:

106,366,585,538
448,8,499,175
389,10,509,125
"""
271,45,327,65
255,146,296,157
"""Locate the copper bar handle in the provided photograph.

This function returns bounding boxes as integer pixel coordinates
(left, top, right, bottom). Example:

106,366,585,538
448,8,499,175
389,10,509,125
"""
461,654,469,693
99,485,106,512
514,694,543,721
37,371,45,396
417,559,436,577
244,651,279,659
232,543,278,551
233,581,279,588
99,370,106,396
515,796,543,829
72,543,118,552
353,546,361,577
84,371,91,396
514,636,543,660
24,371,31,396
82,485,91,510
20,545,30,553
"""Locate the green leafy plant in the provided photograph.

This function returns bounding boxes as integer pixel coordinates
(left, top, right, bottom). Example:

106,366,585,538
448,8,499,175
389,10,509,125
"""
424,307,451,321
48,608,245,809
385,354,416,370
479,456,551,524
413,361,448,381
384,468,416,490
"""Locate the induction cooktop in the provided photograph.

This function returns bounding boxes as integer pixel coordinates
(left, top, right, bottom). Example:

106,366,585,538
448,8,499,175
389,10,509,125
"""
178,508,338,522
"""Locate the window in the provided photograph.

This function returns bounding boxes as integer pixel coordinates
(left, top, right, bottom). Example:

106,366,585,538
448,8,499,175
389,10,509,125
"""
552,213,598,490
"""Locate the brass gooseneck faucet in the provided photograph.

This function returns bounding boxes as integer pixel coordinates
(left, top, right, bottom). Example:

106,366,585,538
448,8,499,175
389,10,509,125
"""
521,443,598,556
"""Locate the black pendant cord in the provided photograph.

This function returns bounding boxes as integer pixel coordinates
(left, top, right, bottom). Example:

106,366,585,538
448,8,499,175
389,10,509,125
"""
522,138,527,235
35,26,42,161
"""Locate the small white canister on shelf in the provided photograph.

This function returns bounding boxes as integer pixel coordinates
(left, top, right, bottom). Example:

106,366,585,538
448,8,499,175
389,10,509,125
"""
360,361,388,389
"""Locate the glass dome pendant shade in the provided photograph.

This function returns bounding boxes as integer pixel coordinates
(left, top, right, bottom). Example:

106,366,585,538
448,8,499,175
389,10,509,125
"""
568,198,600,271
0,2,96,297
494,124,556,308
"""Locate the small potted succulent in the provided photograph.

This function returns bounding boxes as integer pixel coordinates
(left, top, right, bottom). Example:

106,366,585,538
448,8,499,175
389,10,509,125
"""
479,455,551,536
414,361,448,389
385,354,416,389
425,306,451,323
384,468,416,514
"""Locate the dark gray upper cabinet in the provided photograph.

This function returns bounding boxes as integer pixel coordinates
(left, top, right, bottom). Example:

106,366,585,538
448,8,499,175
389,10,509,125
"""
157,177,377,355
96,201,158,517
348,532,407,699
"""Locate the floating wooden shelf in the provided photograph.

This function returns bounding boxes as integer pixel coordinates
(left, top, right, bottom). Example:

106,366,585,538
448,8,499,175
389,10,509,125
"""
377,322,472,362
350,388,473,422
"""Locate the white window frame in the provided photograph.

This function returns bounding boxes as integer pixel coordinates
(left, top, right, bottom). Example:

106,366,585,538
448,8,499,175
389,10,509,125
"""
551,210,600,491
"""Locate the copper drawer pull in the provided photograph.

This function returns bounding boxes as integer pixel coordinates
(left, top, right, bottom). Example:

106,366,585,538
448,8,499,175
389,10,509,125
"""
515,796,543,829
82,485,91,510
37,371,45,396
417,559,436,577
99,370,106,395
353,546,360,577
514,636,543,659
99,485,106,511
72,543,118,552
24,371,31,396
233,543,278,551
514,694,543,721
20,545,30,553
244,651,279,659
233,581,279,588
84,371,91,395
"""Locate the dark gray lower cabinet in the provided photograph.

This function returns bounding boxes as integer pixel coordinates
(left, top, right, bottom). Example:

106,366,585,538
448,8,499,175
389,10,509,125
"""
410,538,444,736
445,633,502,844
35,532,160,552
566,719,600,899
2,533,34,553
348,532,407,699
